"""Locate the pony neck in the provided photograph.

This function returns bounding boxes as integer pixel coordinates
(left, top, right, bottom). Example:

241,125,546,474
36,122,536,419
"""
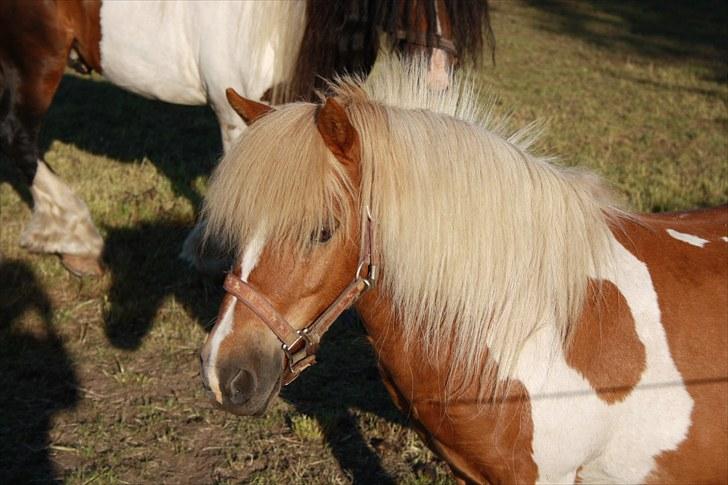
354,288,496,404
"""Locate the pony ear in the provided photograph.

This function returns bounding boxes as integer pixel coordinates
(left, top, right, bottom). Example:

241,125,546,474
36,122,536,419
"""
225,87,274,125
316,97,358,162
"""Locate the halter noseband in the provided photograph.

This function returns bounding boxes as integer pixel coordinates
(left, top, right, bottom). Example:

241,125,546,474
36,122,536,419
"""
222,207,378,386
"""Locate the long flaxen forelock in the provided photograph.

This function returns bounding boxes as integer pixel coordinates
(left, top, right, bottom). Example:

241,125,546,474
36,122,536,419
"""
203,103,354,257
335,59,619,398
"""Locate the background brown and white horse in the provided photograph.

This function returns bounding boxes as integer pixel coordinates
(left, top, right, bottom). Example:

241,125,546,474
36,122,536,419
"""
0,0,492,276
200,59,727,483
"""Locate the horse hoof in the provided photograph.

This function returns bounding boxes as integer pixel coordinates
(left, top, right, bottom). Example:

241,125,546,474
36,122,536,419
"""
61,254,105,277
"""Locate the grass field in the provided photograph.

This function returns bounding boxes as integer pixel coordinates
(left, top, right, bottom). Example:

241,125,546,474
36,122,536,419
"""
1,1,726,483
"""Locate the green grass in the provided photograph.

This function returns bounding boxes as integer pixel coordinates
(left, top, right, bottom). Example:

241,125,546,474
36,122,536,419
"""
1,1,726,483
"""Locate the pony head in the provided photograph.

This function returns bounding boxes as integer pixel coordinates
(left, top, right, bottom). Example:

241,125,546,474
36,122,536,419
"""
200,91,367,415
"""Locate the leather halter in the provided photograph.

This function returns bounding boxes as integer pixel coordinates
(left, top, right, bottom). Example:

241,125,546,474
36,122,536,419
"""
395,29,458,57
223,207,378,386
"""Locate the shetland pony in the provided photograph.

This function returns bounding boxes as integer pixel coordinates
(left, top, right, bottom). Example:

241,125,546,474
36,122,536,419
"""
199,59,727,483
0,0,491,275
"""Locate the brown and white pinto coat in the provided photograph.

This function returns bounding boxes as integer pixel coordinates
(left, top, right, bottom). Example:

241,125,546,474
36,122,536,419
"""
357,209,727,483
200,80,727,484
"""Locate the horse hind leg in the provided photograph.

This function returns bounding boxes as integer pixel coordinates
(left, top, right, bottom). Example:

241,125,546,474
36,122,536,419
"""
2,50,103,276
20,161,104,276
1,87,104,276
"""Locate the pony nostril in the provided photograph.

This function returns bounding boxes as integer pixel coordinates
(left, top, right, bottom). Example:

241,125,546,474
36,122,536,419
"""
228,369,255,405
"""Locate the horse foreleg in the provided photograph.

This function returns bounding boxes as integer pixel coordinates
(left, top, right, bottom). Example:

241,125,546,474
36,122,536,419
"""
20,161,104,275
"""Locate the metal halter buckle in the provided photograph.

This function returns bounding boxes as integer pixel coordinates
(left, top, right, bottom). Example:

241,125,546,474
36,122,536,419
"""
281,328,313,373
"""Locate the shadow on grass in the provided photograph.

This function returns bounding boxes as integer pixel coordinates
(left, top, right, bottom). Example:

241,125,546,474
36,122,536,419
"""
282,311,408,484
42,74,221,207
0,259,79,483
524,0,727,81
101,220,222,350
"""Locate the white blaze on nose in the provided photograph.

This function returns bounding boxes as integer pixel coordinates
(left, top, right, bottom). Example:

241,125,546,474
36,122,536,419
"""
426,0,450,91
666,228,710,248
205,232,267,403
426,48,450,91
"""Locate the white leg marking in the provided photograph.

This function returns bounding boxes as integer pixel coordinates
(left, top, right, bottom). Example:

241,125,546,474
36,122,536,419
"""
666,228,709,248
204,231,266,403
513,239,693,483
20,161,103,256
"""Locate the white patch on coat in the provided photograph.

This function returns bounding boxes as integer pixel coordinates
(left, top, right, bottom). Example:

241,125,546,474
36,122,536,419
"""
20,161,103,256
512,238,693,483
666,229,709,248
99,1,305,152
204,232,266,403
721,236,728,243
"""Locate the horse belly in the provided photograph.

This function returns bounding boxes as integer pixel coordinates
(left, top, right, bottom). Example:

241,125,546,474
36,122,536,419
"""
98,1,205,105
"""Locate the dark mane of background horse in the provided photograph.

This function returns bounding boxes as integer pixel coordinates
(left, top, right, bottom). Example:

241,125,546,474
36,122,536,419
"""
287,0,494,101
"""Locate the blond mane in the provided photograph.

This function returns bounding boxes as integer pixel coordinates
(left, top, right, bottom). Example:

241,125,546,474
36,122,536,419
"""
204,57,620,398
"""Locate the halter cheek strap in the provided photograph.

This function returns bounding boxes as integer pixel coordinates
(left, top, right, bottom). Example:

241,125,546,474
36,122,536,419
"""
223,208,378,386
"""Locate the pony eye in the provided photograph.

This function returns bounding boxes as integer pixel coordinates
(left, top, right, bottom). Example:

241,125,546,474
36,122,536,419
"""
313,226,334,244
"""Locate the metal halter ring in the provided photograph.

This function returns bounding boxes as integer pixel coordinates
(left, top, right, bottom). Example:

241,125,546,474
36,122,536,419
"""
355,261,378,291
